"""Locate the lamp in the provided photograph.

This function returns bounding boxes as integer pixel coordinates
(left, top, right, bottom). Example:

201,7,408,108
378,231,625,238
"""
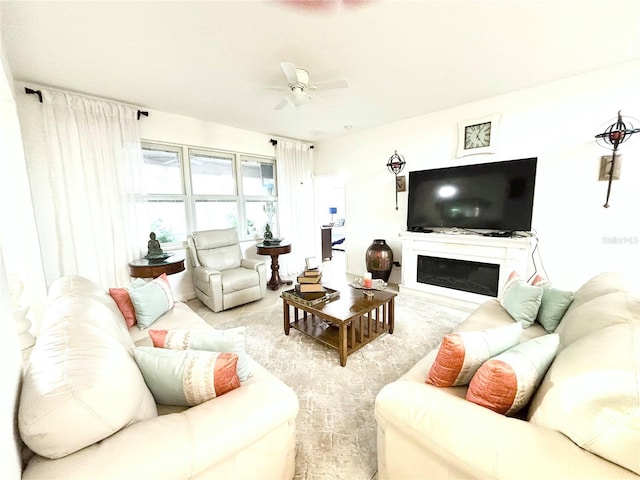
595,111,640,208
386,150,406,210
329,207,337,224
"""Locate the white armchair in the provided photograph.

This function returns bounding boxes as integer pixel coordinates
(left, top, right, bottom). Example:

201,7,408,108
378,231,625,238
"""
187,228,267,312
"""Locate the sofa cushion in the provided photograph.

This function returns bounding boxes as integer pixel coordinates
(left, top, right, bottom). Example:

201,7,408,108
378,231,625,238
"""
222,268,260,293
19,277,157,459
500,272,543,328
569,271,631,306
555,272,636,348
133,347,241,406
427,323,522,387
128,273,175,329
528,322,640,475
466,334,559,415
528,272,640,475
192,229,243,271
149,327,252,381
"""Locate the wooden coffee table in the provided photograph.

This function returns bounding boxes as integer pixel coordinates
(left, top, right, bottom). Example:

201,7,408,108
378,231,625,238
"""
282,286,396,366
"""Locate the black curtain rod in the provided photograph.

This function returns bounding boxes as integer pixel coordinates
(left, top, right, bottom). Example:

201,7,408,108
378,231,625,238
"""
269,138,314,149
25,87,42,103
24,87,149,120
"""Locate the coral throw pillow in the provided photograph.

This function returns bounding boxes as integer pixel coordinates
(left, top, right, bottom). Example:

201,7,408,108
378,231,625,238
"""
466,334,559,415
109,287,136,327
427,323,522,387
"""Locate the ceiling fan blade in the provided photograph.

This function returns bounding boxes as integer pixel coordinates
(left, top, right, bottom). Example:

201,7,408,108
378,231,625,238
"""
273,98,289,110
309,79,349,91
280,62,299,84
308,92,334,108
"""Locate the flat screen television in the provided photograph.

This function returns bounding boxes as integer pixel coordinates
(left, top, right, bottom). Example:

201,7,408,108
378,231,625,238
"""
406,158,537,232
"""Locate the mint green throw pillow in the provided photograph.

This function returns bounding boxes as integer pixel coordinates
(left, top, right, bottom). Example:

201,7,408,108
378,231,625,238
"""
500,275,543,328
127,274,174,329
133,347,240,406
537,286,574,333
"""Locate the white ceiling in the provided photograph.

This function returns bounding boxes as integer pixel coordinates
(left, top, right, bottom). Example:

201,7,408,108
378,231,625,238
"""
2,1,640,142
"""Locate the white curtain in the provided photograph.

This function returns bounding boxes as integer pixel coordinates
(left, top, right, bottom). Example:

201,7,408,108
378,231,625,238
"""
275,138,315,275
31,89,143,287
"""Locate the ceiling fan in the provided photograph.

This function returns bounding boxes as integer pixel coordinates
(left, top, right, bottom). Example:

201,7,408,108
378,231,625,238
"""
273,62,348,110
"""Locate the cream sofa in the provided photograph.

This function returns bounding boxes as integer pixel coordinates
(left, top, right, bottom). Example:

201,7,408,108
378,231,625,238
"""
375,272,640,479
17,275,298,479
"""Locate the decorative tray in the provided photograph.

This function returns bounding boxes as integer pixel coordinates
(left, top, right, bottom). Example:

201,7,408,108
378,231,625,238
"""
144,252,174,262
349,278,387,291
281,287,340,307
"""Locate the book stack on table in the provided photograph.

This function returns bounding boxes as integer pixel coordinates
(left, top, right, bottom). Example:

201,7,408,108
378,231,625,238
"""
281,268,340,306
294,269,325,299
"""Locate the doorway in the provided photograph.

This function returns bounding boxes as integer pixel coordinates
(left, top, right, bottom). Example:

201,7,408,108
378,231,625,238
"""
314,174,346,282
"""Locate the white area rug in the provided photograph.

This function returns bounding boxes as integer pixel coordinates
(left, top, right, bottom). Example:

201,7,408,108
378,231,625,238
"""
200,293,467,480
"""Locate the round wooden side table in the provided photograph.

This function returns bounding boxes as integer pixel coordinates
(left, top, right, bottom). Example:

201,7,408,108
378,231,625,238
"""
256,242,293,290
128,256,185,278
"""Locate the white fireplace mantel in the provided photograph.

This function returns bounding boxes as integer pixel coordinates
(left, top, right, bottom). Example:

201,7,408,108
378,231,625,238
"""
399,231,536,311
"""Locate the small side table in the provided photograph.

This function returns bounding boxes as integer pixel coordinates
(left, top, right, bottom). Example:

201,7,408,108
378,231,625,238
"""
128,256,185,278
256,243,293,290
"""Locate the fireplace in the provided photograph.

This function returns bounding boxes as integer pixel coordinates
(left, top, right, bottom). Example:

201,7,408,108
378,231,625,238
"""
400,232,535,310
417,255,499,297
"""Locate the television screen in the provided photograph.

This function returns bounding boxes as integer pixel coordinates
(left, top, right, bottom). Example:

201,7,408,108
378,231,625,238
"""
406,158,537,232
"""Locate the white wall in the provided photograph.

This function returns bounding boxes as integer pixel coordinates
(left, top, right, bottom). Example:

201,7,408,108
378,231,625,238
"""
0,42,27,480
139,109,275,158
1,61,46,328
315,61,640,291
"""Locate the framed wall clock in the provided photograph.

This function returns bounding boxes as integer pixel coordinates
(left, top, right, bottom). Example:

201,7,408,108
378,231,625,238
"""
456,113,501,158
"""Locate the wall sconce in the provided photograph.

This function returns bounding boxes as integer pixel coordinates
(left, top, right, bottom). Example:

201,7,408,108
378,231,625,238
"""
595,111,640,208
386,150,406,210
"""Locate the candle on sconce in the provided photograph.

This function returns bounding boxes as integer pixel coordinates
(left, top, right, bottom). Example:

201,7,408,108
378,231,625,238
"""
363,272,372,288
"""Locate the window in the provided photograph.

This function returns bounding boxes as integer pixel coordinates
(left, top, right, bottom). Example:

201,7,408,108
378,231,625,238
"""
139,142,277,245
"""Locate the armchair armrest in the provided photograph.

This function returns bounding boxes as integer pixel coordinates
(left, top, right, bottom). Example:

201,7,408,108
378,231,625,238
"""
186,236,201,268
193,265,221,285
241,258,265,271
375,380,635,479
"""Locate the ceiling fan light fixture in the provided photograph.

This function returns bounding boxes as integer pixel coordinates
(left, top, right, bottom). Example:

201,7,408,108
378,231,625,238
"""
274,61,348,111
290,89,310,106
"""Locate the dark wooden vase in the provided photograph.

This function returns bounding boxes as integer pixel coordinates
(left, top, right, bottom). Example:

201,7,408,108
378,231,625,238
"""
366,239,393,282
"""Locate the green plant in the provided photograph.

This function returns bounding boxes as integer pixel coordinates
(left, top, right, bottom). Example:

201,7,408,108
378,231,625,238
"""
150,219,176,243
